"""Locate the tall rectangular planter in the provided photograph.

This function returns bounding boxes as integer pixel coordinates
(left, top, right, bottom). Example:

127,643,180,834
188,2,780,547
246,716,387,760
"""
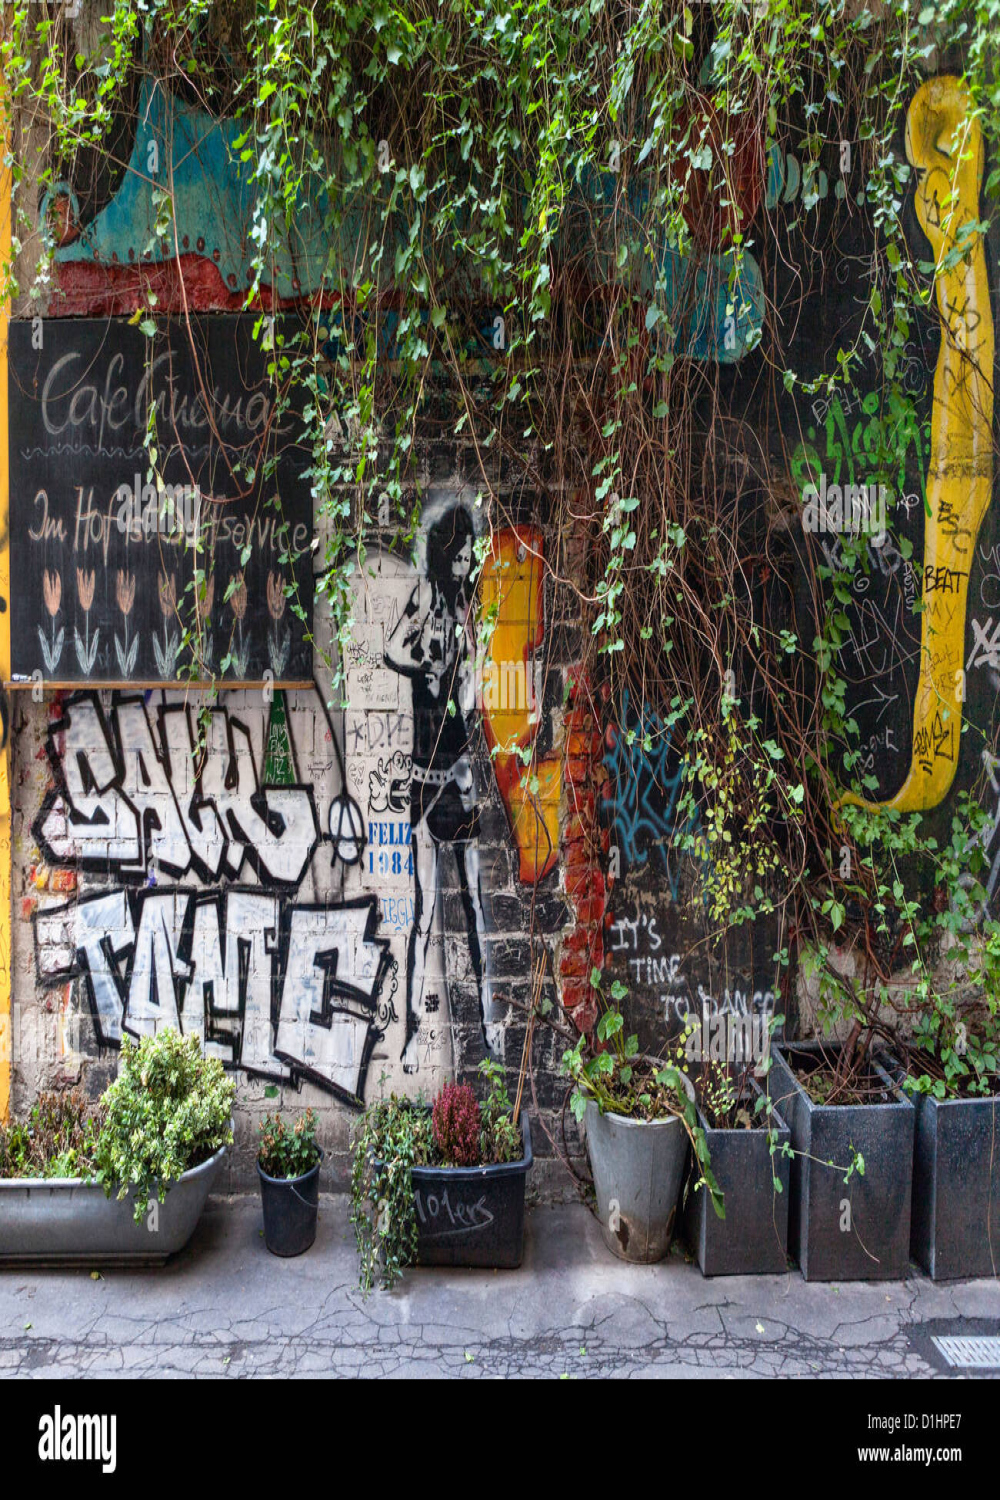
411,1112,532,1269
909,1090,1000,1280
682,1081,791,1276
769,1042,914,1281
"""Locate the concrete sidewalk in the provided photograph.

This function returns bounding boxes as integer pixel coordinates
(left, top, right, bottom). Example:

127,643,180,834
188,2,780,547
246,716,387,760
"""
1,1197,997,1378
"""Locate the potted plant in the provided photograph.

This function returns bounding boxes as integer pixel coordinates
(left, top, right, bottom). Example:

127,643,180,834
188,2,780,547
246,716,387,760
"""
887,933,1000,1280
769,1003,914,1281
562,983,721,1264
351,1059,531,1292
0,1029,233,1265
681,1043,792,1277
257,1108,323,1257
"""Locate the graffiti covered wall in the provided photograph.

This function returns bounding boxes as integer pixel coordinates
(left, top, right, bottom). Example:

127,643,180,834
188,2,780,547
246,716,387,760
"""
14,485,579,1178
600,72,1000,1052
7,48,999,1191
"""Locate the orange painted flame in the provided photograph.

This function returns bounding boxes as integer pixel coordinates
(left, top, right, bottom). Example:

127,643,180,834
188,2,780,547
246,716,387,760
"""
480,527,561,882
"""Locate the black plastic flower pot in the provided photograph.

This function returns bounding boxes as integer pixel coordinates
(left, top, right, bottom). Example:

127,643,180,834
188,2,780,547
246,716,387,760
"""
257,1151,322,1257
907,1085,1000,1281
409,1112,533,1269
681,1078,791,1277
769,1042,914,1282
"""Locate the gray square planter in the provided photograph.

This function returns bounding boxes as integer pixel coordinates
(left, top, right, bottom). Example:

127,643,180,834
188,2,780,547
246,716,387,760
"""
908,1089,1000,1280
769,1042,914,1281
682,1079,791,1276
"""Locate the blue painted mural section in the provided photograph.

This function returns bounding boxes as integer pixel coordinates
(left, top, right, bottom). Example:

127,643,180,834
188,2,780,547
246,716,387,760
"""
604,692,697,899
51,79,340,298
567,163,764,362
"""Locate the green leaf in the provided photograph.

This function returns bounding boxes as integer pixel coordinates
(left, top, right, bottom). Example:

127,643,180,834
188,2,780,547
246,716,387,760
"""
596,1009,624,1043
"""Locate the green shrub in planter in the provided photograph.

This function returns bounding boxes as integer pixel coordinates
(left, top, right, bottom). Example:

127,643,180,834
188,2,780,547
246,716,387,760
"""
889,945,1000,1277
0,1091,103,1180
93,1030,234,1224
257,1109,323,1256
561,997,722,1261
351,1095,434,1292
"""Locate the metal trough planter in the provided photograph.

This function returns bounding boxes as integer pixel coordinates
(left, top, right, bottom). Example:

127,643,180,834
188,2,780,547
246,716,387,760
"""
681,1080,792,1277
0,1143,228,1267
908,1089,1000,1281
879,1050,1000,1281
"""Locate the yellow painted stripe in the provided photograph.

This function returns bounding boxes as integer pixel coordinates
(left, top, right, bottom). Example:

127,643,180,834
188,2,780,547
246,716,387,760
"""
838,77,994,816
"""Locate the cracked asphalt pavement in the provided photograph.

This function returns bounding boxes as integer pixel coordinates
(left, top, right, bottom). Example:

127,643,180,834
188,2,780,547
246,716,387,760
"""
1,1198,998,1377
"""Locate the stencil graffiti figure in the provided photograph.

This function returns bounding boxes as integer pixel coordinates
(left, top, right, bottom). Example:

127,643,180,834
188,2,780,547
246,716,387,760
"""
385,503,496,1072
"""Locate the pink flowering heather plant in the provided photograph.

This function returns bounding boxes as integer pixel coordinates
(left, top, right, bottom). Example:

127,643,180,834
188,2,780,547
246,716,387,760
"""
431,1082,481,1166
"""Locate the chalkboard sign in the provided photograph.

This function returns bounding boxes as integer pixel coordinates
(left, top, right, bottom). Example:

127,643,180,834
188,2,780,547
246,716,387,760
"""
9,314,314,684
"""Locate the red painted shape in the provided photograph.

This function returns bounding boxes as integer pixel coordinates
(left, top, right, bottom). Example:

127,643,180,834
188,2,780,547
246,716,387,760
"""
559,674,609,1037
52,255,344,318
671,100,765,250
53,254,244,316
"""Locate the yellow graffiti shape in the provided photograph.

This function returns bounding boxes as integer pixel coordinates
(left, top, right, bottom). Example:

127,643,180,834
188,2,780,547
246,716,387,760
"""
480,527,561,882
841,76,994,815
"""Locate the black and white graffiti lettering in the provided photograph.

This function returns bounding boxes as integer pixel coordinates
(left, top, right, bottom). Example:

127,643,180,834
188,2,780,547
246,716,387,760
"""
30,687,394,1103
368,751,413,815
35,694,320,885
34,887,391,1104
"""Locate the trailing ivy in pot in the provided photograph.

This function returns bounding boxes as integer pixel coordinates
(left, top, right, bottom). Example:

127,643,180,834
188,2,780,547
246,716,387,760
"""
562,980,722,1265
681,1050,792,1277
0,1029,234,1265
257,1109,323,1257
350,1060,530,1293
